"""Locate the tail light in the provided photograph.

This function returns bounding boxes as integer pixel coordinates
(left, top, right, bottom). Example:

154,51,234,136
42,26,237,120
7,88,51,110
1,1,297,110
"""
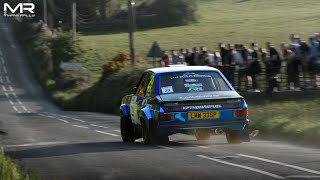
158,114,174,121
234,110,248,117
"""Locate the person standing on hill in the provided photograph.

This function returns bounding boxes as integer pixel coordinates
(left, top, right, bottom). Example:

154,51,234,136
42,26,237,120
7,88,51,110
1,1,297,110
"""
265,42,281,93
308,35,319,88
247,43,261,92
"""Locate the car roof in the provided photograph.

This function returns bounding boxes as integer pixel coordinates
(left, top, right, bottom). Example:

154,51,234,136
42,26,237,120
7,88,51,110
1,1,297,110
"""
146,66,220,74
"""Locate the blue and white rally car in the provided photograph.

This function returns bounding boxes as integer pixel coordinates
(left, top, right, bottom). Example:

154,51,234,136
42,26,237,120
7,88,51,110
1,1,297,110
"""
120,66,250,144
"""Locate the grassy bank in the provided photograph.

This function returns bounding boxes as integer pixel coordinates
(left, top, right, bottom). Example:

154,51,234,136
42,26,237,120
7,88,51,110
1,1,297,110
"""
249,96,320,145
0,149,36,180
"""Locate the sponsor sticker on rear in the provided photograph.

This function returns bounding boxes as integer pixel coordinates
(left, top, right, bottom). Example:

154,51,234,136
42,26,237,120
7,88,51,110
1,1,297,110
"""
161,86,174,94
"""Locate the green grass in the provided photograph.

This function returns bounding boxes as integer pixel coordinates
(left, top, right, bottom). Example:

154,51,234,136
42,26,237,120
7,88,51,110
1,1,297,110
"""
79,0,320,74
0,148,37,180
249,97,320,145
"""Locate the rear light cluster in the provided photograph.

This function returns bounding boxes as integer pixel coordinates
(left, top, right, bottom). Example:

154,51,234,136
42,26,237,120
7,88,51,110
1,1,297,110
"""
158,114,174,121
234,110,248,117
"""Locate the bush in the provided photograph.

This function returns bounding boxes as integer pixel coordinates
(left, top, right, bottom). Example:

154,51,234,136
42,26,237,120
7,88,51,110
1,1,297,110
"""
101,51,146,81
48,29,85,77
137,0,198,28
74,65,151,114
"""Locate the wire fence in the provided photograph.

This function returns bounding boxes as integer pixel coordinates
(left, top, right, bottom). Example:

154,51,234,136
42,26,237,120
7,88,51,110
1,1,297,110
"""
216,62,320,92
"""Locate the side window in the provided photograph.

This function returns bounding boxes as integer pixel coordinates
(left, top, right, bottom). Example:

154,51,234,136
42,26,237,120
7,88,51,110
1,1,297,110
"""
136,74,151,97
145,74,155,97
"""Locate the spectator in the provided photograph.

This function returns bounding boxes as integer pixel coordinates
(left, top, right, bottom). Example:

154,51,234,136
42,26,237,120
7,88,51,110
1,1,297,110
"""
171,50,184,65
247,43,261,91
219,43,228,65
199,49,208,66
160,52,171,67
299,40,310,87
233,44,248,91
207,52,220,67
281,43,296,90
265,42,281,93
308,35,319,88
179,49,186,63
191,47,200,66
185,49,196,66
220,44,235,85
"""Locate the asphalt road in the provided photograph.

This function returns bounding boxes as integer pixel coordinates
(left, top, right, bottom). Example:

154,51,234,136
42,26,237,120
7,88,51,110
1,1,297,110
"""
0,17,320,180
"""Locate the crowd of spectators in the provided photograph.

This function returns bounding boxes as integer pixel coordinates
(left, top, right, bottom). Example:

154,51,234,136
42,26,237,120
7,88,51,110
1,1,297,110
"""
160,33,320,93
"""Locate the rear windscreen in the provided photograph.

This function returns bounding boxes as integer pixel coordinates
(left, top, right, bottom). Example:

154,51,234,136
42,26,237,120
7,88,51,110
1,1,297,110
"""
159,71,232,95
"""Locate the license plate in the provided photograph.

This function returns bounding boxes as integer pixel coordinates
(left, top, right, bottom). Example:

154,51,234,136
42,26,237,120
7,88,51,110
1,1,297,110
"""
188,112,220,120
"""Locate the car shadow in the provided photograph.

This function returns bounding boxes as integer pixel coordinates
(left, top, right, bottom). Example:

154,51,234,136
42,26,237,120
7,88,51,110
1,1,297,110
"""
5,140,229,159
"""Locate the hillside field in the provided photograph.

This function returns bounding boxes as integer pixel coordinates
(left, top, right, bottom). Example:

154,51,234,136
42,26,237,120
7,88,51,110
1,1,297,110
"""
79,0,320,74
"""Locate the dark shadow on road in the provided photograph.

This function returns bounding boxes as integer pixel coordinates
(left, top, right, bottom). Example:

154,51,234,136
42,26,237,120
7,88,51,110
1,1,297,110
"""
5,140,228,159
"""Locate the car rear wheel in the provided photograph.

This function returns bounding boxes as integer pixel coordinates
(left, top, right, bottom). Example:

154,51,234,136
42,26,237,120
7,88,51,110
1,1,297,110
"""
226,130,242,144
142,121,152,144
120,116,136,142
195,130,211,141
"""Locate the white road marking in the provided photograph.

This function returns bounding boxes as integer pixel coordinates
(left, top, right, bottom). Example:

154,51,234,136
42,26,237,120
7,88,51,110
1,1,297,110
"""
286,175,320,179
22,106,28,111
0,76,3,83
114,130,121,133
17,99,22,105
71,118,85,123
38,113,46,117
197,155,285,179
90,124,108,129
156,145,173,150
9,99,14,105
4,92,9,98
73,125,89,129
2,85,7,91
11,44,16,49
8,85,13,91
197,146,209,149
95,130,119,137
12,92,17,98
5,76,10,83
47,115,55,118
57,118,69,123
5,141,67,147
60,115,69,118
12,106,21,114
3,66,7,74
238,154,320,175
0,57,4,64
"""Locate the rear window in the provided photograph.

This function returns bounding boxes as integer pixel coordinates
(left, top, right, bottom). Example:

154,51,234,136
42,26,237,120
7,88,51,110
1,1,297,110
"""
159,71,231,95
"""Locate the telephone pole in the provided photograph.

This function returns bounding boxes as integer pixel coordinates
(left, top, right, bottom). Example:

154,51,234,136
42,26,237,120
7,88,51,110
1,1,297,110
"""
43,0,47,25
128,0,136,66
72,0,77,40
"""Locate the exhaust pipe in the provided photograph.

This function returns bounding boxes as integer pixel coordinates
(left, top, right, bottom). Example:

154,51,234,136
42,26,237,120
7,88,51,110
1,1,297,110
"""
213,128,224,135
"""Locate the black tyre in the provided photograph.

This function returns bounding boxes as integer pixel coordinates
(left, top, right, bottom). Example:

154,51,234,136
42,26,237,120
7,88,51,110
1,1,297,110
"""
141,121,151,144
226,130,242,144
156,135,170,145
195,130,211,141
120,116,136,142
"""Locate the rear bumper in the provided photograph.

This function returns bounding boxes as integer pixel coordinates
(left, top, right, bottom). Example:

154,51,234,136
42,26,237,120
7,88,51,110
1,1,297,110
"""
156,119,249,136
159,119,249,129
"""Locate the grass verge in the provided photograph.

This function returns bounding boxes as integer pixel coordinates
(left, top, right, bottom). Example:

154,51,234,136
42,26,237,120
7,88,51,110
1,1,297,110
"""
0,148,36,180
249,96,320,146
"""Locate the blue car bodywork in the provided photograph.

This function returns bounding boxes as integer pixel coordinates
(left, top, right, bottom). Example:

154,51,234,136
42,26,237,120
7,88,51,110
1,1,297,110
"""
120,66,250,144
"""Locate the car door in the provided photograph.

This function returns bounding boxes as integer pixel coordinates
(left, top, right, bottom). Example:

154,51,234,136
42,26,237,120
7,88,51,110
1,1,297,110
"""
130,73,151,125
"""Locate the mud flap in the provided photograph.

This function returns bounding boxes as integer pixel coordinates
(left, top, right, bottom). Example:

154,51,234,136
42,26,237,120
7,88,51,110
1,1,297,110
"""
238,129,250,142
